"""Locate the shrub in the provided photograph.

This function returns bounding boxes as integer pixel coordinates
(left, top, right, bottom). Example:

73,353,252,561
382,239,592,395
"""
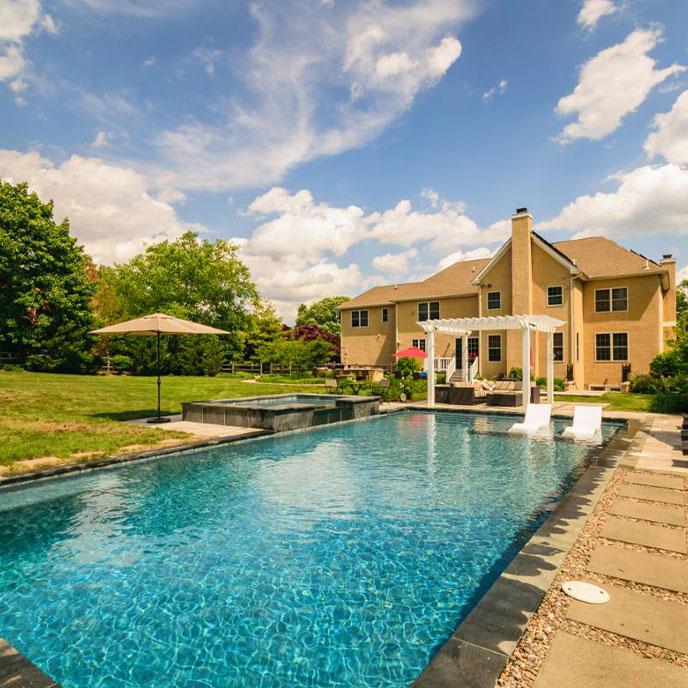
396,357,422,377
629,373,664,394
535,376,565,391
110,354,133,373
650,349,686,378
649,393,688,414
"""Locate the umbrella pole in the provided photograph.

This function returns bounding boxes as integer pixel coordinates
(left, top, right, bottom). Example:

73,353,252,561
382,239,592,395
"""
149,330,170,424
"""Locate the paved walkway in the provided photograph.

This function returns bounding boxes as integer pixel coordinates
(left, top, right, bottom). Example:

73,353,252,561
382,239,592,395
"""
528,418,688,687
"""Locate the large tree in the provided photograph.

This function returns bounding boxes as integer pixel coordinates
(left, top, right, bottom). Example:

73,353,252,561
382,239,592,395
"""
95,231,259,371
296,295,350,335
0,181,95,372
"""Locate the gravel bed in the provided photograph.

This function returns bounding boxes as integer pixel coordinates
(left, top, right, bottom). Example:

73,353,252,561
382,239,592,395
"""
496,467,688,688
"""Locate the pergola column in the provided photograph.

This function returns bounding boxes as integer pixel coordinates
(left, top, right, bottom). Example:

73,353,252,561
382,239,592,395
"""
462,334,469,381
427,327,435,407
522,325,531,409
546,330,554,403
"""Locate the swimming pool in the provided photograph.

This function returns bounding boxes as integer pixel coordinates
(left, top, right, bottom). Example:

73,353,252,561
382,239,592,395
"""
0,412,618,687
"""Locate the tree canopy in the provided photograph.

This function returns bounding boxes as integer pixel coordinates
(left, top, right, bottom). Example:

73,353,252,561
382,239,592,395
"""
0,181,95,372
95,231,259,365
296,295,349,335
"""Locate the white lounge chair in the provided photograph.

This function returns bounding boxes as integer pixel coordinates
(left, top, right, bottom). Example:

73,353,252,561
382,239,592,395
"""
562,405,603,441
508,403,552,437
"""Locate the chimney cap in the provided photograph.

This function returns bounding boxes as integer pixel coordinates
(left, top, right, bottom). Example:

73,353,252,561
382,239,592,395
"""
662,253,674,260
515,207,528,214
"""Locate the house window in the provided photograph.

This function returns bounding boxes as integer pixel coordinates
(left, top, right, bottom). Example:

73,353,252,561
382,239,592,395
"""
595,333,629,361
382,308,389,323
553,332,564,362
418,301,440,321
576,332,580,362
467,336,479,360
595,287,628,313
412,338,426,352
547,286,563,306
488,334,501,362
613,332,628,361
351,310,368,328
487,291,501,311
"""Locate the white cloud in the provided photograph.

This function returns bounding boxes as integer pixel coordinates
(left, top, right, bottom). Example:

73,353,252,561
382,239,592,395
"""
577,0,617,32
482,78,507,101
373,248,418,275
155,0,473,190
644,89,688,165
143,56,156,68
237,186,507,320
437,246,494,270
556,28,685,143
677,264,688,284
539,164,688,238
191,45,222,76
0,0,57,99
91,130,110,148
0,149,199,263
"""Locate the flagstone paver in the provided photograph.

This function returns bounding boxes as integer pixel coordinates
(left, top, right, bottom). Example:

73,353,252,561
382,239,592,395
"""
601,515,687,553
626,472,684,490
566,583,688,654
588,544,688,593
617,483,685,505
533,632,688,688
609,498,685,526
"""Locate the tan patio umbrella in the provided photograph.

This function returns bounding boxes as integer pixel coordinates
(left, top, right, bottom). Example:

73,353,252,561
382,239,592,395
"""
91,313,229,424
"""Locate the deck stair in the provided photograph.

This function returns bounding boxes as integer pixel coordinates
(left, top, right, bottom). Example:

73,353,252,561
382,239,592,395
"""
449,371,465,383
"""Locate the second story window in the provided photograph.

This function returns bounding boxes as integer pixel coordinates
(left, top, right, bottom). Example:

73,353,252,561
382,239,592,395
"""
553,332,564,362
487,291,501,311
595,287,628,313
547,286,563,306
412,338,426,352
418,301,440,321
382,308,389,323
351,310,369,328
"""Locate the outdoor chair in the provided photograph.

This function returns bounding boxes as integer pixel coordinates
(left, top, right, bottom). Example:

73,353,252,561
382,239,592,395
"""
508,403,552,437
324,378,339,393
562,405,603,441
373,378,391,400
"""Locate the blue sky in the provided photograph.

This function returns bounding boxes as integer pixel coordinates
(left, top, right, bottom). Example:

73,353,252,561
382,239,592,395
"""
1,0,687,320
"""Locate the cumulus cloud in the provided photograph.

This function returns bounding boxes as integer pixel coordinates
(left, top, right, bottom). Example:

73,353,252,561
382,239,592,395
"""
482,78,507,101
556,28,685,143
237,186,507,320
90,130,110,148
0,149,200,264
0,0,57,100
539,164,688,238
645,89,688,165
373,248,418,275
156,0,473,190
437,246,494,270
191,45,222,76
577,0,617,32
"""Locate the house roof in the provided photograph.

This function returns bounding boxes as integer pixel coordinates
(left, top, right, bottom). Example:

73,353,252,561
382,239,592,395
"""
339,236,666,310
338,258,489,309
552,236,663,278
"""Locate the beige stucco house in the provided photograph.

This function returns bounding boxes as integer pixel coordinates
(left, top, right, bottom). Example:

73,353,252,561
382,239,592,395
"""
338,209,676,390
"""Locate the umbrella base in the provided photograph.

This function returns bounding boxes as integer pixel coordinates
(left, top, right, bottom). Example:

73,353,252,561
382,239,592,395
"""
147,417,172,424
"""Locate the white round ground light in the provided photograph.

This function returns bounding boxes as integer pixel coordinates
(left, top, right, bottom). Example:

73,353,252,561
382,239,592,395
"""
562,581,610,604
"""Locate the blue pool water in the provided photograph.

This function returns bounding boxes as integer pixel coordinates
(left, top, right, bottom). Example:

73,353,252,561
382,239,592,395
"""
0,412,617,687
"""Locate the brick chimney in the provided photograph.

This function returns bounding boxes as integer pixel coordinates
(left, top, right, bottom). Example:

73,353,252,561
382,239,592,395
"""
660,254,676,339
510,208,533,314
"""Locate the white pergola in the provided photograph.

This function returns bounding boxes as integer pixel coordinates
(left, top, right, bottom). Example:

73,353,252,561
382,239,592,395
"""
417,315,566,408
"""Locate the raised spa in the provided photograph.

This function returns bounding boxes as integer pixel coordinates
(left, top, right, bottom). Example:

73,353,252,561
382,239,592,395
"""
181,393,380,431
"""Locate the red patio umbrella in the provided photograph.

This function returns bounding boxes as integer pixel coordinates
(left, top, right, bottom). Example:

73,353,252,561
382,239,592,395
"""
393,346,428,359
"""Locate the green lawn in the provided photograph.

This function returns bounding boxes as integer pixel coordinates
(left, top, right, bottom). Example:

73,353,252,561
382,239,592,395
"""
555,392,655,412
0,371,323,470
